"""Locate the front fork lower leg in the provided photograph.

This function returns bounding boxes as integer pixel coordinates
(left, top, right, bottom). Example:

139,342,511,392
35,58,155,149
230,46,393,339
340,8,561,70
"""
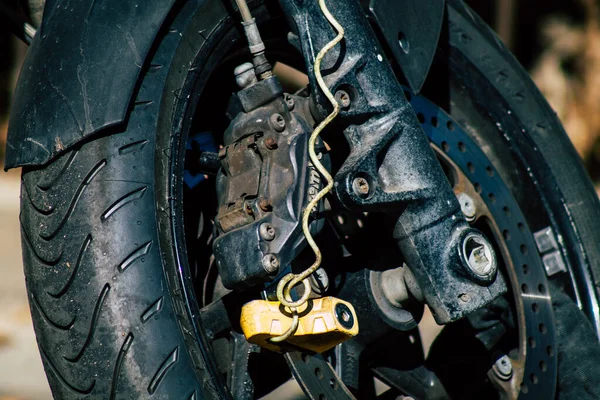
280,0,505,324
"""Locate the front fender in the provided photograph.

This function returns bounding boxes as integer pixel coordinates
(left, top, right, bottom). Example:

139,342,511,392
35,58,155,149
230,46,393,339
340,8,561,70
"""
4,0,178,169
369,0,445,94
5,0,445,169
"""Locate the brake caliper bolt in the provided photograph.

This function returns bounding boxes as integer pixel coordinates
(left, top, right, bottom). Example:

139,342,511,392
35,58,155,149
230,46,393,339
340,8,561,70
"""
462,233,497,281
264,137,278,150
352,176,370,198
262,254,280,274
284,93,295,110
259,223,276,241
335,90,351,109
456,192,476,221
459,293,470,302
270,113,286,132
258,198,272,212
493,355,513,380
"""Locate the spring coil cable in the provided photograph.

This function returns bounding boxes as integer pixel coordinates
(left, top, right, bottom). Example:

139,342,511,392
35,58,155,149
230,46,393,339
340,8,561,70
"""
270,0,345,343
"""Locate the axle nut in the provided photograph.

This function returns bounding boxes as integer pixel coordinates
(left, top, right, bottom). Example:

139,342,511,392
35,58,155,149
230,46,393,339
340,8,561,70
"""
461,232,497,282
259,223,276,241
262,254,280,274
270,113,286,132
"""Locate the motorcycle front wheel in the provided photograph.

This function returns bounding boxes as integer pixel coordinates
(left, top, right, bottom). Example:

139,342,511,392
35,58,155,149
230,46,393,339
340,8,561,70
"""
19,0,600,398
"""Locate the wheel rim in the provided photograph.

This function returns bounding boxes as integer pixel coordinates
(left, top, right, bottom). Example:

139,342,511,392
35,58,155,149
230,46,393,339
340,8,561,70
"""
161,5,561,398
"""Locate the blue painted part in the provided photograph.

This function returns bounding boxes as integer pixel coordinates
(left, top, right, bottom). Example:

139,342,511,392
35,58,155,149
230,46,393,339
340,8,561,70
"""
184,132,218,189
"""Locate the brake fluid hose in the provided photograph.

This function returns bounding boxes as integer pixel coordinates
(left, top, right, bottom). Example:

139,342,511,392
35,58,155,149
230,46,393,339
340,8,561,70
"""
271,0,345,343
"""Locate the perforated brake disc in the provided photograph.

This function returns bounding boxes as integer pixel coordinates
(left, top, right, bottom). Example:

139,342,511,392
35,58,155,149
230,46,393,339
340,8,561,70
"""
286,92,557,399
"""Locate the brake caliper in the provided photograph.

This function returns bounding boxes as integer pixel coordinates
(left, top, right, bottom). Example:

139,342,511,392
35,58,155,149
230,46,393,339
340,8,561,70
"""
213,73,323,289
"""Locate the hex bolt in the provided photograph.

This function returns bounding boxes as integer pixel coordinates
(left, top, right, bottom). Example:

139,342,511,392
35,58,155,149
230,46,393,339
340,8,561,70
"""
262,254,280,274
352,176,370,197
456,192,476,221
284,93,295,110
270,113,286,132
462,233,497,280
335,90,351,109
492,355,513,380
264,137,278,150
259,223,276,241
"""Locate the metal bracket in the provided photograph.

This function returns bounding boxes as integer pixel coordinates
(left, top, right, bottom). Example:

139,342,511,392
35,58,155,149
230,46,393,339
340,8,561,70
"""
280,0,505,324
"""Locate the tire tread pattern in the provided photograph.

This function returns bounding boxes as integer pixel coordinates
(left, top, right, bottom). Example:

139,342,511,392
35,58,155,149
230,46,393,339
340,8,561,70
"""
21,3,208,398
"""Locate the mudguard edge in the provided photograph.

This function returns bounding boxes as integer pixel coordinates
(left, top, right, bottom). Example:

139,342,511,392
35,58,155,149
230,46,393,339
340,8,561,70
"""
4,0,178,169
369,0,445,95
5,0,444,169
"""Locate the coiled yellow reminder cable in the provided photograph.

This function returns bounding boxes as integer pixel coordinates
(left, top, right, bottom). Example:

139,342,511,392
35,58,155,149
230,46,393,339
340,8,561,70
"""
271,0,345,343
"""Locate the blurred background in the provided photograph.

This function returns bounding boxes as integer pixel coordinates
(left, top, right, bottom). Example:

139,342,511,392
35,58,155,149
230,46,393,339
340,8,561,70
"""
0,0,599,398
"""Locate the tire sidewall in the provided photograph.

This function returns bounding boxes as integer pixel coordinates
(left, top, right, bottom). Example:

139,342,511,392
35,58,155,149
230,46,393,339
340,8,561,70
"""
445,0,600,328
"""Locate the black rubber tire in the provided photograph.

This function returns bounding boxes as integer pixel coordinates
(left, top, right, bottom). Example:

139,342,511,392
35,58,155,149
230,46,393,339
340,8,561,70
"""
17,0,600,399
435,1,600,398
19,1,230,398
443,0,600,327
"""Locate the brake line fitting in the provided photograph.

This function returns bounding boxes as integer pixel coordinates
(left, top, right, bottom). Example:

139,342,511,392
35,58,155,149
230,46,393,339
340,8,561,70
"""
234,0,272,80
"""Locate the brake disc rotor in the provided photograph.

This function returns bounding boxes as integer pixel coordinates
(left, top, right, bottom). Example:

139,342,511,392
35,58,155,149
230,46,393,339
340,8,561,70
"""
287,92,557,399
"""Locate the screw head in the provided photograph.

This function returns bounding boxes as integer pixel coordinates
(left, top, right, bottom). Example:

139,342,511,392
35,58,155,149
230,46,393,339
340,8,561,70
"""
284,94,295,110
493,355,513,380
456,192,476,220
270,113,286,132
462,233,497,281
352,176,370,198
335,90,351,109
264,137,278,150
262,254,280,274
259,223,276,241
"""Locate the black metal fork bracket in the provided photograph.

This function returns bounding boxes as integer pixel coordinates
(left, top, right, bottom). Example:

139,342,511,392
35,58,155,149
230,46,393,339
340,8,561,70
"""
213,77,327,290
279,0,505,323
